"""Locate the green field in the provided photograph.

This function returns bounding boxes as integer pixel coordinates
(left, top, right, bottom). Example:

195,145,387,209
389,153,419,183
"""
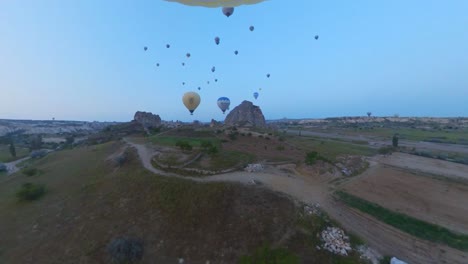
336,127,468,145
0,145,29,163
188,150,254,172
291,137,376,161
336,191,468,251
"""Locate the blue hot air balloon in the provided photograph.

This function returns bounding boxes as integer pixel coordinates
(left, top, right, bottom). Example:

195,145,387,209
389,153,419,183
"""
217,97,231,114
253,92,259,100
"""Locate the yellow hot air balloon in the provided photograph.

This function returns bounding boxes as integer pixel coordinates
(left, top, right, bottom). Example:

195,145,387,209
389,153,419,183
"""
182,92,201,115
164,0,265,7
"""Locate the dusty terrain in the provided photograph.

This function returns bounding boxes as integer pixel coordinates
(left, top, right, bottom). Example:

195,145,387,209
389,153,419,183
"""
127,138,468,264
341,162,468,234
370,152,468,180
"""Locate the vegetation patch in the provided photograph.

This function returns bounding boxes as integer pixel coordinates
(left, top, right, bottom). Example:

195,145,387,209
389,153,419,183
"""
21,167,40,177
239,245,299,264
291,138,376,162
335,191,468,251
16,183,46,201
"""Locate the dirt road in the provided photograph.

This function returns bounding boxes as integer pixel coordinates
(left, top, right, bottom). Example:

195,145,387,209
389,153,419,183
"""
4,156,30,175
125,138,468,264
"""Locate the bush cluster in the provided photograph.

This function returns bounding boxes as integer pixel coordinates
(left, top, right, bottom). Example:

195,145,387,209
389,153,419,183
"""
16,183,46,201
175,140,193,151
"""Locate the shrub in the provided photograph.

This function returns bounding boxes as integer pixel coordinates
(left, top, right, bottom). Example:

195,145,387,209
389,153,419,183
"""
200,140,213,150
276,146,285,151
30,150,47,159
239,245,299,264
0,163,6,172
378,146,394,155
305,151,320,165
16,183,46,201
228,133,237,141
175,140,193,151
114,153,127,167
304,151,330,165
207,146,218,155
392,134,399,147
22,168,38,176
107,237,144,264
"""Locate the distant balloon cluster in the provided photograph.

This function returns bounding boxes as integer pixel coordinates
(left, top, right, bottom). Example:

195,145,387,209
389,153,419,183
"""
143,0,320,115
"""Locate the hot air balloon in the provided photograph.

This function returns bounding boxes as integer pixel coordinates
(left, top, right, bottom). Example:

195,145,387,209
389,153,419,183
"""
198,87,201,90
207,81,210,84
222,7,234,17
249,25,254,31
186,53,191,58
144,46,148,51
165,0,265,7
156,63,160,67
214,37,220,45
259,88,262,91
215,79,218,82
266,73,270,78
217,97,231,114
182,82,185,85
315,35,319,40
182,92,201,115
182,62,185,66
164,0,266,17
166,44,170,48
211,66,216,73
234,50,238,55
253,92,259,100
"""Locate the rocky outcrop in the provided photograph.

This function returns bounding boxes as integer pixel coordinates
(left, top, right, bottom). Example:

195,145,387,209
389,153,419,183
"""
210,119,221,128
133,111,161,130
224,101,265,127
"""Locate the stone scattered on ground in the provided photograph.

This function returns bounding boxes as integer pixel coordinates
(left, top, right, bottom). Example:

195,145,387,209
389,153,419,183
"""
249,179,262,185
245,163,264,172
304,203,321,216
320,227,352,256
357,245,382,264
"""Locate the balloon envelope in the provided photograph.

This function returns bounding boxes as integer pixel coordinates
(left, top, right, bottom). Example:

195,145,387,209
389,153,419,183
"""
182,92,201,114
253,92,259,99
222,7,234,17
144,46,148,51
249,25,254,31
214,37,220,45
217,97,231,114
164,0,265,7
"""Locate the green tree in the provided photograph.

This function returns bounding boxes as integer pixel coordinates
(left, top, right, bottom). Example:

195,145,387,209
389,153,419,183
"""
29,135,43,150
392,134,399,147
9,141,16,157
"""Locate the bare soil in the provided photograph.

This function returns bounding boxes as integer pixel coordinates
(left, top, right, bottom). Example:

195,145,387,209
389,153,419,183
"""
341,163,468,234
371,152,468,181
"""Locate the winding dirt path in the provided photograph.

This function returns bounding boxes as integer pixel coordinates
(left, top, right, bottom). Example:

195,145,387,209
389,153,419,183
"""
124,138,468,264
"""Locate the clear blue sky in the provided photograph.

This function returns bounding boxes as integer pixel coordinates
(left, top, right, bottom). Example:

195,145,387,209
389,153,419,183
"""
1,0,467,122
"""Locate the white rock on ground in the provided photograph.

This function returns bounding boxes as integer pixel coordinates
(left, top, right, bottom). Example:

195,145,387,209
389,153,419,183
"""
319,227,352,256
245,163,264,172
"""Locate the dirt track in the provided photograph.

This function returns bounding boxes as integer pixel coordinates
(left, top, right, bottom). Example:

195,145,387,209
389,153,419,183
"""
125,138,468,264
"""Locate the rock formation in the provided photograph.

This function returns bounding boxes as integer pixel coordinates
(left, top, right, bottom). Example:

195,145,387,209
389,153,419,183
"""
224,101,265,127
133,111,161,130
